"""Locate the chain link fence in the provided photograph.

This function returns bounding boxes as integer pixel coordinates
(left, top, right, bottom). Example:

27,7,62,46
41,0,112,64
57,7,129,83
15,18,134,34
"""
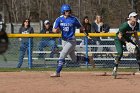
0,34,139,72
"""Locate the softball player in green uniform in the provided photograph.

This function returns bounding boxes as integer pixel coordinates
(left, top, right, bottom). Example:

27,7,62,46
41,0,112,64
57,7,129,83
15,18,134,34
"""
113,12,140,78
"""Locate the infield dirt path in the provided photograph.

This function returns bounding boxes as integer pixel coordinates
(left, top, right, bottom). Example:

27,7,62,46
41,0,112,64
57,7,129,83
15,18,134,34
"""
0,71,140,93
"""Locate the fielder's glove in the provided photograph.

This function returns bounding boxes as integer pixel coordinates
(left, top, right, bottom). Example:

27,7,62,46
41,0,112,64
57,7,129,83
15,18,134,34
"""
126,42,136,53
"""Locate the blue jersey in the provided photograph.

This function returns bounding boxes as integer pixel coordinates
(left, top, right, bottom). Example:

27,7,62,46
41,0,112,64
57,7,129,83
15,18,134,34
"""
53,15,82,40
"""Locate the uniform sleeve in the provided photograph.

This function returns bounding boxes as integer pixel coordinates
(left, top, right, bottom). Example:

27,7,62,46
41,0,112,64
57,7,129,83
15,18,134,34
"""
53,18,60,29
75,17,82,28
118,23,127,34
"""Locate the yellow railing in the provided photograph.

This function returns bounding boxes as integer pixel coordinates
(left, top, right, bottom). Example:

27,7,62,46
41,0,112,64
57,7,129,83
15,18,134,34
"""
7,32,140,38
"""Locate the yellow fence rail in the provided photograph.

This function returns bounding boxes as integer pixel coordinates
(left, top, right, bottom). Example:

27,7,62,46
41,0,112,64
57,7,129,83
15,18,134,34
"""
7,32,140,38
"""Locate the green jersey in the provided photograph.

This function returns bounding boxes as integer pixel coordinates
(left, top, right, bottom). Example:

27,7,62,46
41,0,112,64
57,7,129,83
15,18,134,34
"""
115,21,139,42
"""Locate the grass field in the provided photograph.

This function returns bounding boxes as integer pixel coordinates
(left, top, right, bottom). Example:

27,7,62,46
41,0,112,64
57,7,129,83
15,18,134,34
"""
0,67,137,72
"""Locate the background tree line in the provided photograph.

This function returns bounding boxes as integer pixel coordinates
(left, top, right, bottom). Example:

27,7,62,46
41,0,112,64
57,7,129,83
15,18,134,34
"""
0,0,140,28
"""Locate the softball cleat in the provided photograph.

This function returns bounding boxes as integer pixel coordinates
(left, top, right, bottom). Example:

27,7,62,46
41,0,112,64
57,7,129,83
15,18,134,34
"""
112,67,117,79
50,73,60,77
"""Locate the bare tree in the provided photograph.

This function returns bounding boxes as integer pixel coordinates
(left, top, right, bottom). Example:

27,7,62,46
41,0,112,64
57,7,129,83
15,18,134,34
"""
11,0,18,22
2,0,140,27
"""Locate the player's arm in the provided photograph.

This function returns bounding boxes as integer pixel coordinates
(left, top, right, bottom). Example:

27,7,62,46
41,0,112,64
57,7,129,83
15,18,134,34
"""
117,32,128,44
117,24,128,43
52,18,60,33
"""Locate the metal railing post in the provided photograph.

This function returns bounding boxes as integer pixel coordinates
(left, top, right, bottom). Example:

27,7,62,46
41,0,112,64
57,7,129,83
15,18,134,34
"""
28,38,32,69
85,36,89,68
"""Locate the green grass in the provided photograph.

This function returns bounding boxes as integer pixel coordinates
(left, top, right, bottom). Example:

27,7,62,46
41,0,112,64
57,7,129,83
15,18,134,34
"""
0,67,137,72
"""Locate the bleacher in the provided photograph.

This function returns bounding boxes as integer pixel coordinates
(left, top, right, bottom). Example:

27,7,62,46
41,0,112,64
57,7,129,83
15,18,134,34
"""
16,28,138,68
26,36,137,68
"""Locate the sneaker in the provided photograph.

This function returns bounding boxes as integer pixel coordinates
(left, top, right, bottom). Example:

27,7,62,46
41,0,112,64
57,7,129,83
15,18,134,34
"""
112,67,117,79
50,73,60,77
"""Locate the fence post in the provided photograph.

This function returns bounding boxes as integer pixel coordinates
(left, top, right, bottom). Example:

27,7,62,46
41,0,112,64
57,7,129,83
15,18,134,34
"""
85,36,89,68
28,38,32,69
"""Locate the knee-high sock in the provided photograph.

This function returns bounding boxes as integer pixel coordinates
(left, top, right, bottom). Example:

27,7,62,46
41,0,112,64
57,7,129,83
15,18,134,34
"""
56,59,65,73
113,59,119,71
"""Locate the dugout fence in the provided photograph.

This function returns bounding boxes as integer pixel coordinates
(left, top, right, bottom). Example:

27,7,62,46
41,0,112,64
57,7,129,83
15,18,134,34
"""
0,33,140,71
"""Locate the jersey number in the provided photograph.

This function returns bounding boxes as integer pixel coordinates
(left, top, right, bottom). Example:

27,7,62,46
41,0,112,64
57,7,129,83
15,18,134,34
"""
63,27,69,32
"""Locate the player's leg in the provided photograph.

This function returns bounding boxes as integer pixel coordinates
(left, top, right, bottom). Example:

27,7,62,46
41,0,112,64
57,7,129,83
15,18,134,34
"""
50,40,68,77
17,43,27,68
69,49,77,62
57,39,76,72
51,39,76,77
50,40,67,77
68,41,77,66
113,39,123,78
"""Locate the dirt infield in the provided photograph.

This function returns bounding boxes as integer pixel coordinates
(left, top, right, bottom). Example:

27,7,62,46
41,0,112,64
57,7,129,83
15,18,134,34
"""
0,71,140,93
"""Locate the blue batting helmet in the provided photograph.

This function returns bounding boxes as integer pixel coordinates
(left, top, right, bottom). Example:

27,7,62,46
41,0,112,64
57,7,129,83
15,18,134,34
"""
61,4,71,14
